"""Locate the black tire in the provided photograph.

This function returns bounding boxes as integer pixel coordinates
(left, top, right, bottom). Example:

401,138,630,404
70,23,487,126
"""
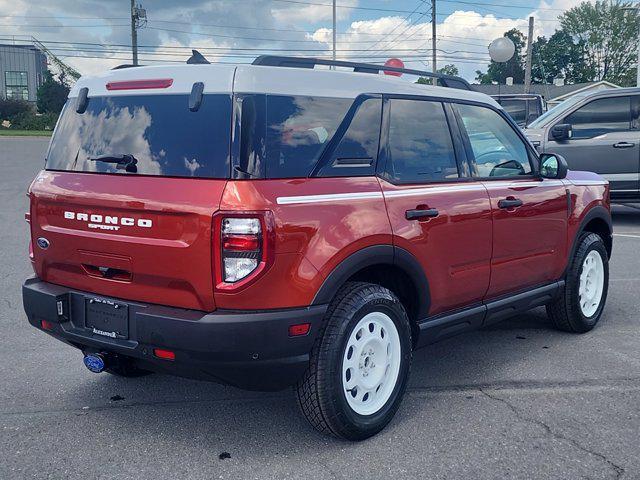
296,282,412,440
546,232,609,333
105,357,153,378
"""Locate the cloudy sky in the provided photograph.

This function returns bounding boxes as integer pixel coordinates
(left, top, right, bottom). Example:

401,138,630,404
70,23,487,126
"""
0,0,587,81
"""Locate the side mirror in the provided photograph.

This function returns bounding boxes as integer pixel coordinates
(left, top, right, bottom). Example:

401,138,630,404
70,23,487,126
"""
551,123,572,141
540,153,568,179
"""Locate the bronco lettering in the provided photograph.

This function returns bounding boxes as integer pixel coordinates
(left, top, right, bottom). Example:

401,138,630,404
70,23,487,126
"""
64,211,152,228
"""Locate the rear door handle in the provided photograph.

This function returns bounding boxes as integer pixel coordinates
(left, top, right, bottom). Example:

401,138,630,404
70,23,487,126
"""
405,208,439,220
613,142,635,149
498,198,523,209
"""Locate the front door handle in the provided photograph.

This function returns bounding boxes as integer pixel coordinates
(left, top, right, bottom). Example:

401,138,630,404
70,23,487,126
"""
498,197,523,209
613,142,635,149
405,208,439,220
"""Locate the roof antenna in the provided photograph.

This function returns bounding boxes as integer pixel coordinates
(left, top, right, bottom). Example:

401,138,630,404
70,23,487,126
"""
187,49,210,65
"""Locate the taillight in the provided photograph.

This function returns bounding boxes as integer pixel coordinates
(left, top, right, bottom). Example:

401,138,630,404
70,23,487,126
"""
221,218,262,283
214,213,274,289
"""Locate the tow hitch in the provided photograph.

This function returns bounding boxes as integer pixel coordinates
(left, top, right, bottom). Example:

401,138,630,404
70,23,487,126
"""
83,353,106,373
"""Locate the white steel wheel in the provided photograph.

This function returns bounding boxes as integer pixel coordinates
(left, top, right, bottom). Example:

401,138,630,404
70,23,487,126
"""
579,250,605,318
342,311,401,416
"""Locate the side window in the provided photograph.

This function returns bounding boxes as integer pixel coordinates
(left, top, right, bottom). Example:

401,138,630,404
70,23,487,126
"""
385,99,459,184
564,96,631,139
265,95,352,178
456,103,532,178
332,99,381,162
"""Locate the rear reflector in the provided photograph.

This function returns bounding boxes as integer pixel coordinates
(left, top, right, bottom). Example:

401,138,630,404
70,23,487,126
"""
41,319,54,331
288,323,311,337
153,348,175,361
106,79,173,91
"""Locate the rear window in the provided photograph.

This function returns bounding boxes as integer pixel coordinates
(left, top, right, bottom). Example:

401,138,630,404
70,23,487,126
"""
236,94,352,178
499,99,526,125
46,94,232,178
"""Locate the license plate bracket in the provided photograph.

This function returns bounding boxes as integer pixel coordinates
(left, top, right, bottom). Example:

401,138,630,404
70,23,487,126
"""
85,297,129,339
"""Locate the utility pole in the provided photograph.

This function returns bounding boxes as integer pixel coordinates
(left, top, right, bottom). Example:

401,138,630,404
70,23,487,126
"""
524,16,534,93
130,1,147,66
332,0,337,63
431,0,437,85
130,0,138,66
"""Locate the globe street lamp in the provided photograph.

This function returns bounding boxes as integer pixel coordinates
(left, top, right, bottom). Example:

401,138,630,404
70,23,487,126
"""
488,37,516,63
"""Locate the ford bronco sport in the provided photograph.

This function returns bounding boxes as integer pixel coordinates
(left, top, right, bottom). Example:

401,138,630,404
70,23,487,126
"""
23,56,612,440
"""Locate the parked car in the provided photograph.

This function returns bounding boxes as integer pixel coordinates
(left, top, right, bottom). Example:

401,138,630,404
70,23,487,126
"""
23,56,612,440
526,88,640,203
491,93,546,127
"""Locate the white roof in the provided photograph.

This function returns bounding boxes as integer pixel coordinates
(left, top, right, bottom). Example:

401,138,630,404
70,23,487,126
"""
69,63,499,108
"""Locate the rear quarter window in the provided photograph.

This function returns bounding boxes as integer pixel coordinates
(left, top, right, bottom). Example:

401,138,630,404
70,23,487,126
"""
236,94,352,178
46,94,232,178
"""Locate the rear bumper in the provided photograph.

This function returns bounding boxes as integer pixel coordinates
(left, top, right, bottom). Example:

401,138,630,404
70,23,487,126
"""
22,277,326,391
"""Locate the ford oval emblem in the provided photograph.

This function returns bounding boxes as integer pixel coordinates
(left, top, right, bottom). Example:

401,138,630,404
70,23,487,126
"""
36,237,50,249
83,354,105,373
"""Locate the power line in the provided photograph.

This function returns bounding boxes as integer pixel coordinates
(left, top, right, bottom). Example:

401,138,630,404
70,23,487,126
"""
362,0,428,52
268,0,432,14
439,0,565,11
0,24,130,28
0,36,487,54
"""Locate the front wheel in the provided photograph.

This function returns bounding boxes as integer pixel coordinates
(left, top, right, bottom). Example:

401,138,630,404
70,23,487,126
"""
547,232,609,333
296,282,412,440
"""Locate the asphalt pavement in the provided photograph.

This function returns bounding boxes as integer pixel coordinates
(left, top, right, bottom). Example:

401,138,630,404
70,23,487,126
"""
1,136,639,479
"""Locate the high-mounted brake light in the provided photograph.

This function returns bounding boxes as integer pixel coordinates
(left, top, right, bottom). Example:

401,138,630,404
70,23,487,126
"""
106,79,173,91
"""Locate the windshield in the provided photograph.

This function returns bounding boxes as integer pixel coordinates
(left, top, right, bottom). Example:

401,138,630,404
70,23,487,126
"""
46,94,232,178
527,94,585,129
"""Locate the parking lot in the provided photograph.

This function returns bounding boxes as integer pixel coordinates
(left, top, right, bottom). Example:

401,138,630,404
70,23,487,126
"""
1,136,639,479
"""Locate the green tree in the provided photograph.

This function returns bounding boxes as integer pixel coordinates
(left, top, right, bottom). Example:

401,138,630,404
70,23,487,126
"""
531,30,596,84
475,29,526,84
560,0,639,85
437,64,459,76
416,65,459,85
36,70,70,114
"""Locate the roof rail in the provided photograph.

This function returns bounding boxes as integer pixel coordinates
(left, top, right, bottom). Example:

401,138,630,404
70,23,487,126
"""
251,55,472,91
112,64,143,70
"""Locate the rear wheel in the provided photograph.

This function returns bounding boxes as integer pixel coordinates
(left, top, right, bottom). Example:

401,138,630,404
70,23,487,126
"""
547,232,609,333
296,282,412,440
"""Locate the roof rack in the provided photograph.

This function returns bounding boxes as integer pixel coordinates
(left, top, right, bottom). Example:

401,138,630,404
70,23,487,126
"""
251,55,472,91
112,64,143,70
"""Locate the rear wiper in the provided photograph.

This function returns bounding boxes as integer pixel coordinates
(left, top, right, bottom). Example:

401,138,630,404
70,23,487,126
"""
90,154,138,173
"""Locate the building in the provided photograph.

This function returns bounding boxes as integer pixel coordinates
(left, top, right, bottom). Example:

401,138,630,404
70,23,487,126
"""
472,80,621,108
0,44,47,102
